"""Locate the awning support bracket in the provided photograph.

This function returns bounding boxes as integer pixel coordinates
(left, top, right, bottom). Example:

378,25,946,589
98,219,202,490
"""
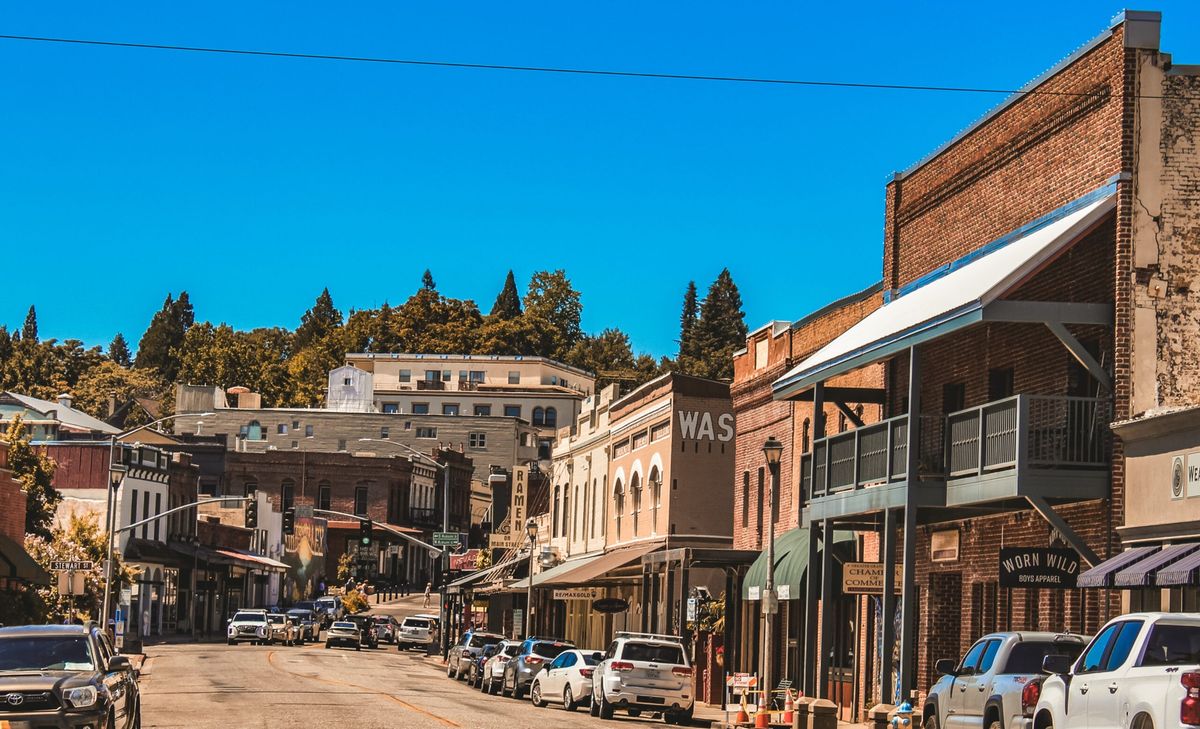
833,402,865,428
1045,322,1113,391
1026,495,1101,567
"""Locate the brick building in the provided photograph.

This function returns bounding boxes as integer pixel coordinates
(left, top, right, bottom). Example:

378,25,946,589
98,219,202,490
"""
761,10,1199,718
730,285,883,704
0,443,49,596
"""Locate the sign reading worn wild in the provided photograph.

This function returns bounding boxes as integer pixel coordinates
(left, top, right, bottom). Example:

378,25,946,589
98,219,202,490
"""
998,547,1080,589
677,410,734,441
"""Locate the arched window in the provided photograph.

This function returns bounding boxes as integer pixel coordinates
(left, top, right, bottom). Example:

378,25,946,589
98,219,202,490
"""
553,485,561,537
630,472,642,536
613,478,624,539
532,407,546,426
544,407,557,428
573,485,580,541
601,475,608,537
802,418,811,453
649,467,662,535
563,488,570,540
741,472,750,528
590,478,599,539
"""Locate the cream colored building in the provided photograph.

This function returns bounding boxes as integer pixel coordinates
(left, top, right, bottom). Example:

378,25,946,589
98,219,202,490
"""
342,354,594,456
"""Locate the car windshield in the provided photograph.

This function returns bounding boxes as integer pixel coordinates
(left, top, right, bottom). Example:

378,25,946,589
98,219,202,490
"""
621,642,685,664
317,598,337,607
234,612,266,623
287,610,310,619
295,602,317,611
267,615,285,624
1139,624,1200,666
0,636,96,672
373,617,390,624
530,642,570,659
1002,641,1085,674
502,643,521,657
468,634,503,648
403,619,430,629
582,653,602,666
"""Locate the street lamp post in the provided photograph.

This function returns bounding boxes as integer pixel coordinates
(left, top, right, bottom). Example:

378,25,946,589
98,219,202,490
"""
101,412,213,636
358,437,452,656
525,517,538,638
761,436,784,712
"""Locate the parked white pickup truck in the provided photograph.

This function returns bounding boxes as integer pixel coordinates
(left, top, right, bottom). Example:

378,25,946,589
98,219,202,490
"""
925,632,1087,729
1034,612,1200,729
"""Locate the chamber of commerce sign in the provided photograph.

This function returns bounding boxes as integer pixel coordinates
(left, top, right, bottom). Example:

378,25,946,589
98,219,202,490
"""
998,547,1079,589
841,562,903,595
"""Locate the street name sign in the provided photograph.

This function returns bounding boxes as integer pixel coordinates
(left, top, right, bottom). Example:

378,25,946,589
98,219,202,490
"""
51,560,94,571
434,532,464,547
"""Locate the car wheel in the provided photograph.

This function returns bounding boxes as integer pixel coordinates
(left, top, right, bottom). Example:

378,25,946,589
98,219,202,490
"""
590,693,601,717
447,661,457,678
355,644,361,651
563,685,576,712
227,639,235,646
105,708,116,729
599,691,614,720
531,681,546,708
629,709,642,717
325,642,331,649
513,682,525,701
924,715,940,729
671,704,694,726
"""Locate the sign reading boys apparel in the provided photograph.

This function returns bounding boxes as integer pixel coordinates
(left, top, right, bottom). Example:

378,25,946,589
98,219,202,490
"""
998,547,1080,588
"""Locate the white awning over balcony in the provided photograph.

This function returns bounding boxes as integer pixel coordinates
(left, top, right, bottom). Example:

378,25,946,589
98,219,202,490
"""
773,188,1116,399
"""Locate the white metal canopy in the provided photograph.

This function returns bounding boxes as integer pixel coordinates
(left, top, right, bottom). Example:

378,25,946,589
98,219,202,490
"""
772,190,1116,398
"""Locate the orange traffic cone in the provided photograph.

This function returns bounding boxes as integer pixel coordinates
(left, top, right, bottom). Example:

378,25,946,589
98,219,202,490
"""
783,689,795,724
754,692,770,729
735,692,750,724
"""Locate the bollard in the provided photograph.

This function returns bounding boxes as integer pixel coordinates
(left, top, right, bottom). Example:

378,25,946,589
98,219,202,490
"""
868,704,896,729
793,696,814,729
807,698,837,729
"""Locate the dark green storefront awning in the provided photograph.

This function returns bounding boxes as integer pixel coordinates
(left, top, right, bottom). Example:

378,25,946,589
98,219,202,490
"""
742,527,856,601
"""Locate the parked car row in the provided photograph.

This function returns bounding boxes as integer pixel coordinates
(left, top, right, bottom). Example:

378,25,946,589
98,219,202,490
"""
927,612,1200,729
445,630,696,725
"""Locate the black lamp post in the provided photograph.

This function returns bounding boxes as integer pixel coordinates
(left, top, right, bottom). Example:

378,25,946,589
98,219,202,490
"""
761,436,784,708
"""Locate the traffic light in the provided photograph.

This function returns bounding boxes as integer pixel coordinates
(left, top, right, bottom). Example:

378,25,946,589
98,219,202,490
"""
359,518,372,545
244,497,258,529
282,508,295,535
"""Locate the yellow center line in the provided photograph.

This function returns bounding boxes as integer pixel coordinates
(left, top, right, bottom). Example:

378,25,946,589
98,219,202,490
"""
265,650,461,728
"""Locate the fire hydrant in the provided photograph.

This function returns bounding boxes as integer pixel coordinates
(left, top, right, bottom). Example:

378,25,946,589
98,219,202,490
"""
891,698,915,729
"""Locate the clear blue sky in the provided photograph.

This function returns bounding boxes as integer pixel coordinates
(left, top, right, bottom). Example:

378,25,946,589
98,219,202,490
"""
2,2,1197,358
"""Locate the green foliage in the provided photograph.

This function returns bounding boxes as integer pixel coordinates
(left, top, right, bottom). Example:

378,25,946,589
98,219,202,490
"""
390,280,483,354
24,511,134,622
679,269,747,381
336,550,355,583
107,333,132,367
71,360,163,420
475,549,492,570
489,270,523,320
688,591,726,633
22,305,38,341
678,281,698,361
523,270,583,361
341,588,369,614
294,288,343,351
5,416,61,540
134,292,194,383
422,269,437,291
567,328,661,391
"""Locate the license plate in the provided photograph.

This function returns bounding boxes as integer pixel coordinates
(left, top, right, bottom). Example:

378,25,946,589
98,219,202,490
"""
1,721,34,729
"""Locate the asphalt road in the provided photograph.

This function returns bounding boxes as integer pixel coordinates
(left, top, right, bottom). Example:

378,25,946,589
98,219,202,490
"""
139,595,707,729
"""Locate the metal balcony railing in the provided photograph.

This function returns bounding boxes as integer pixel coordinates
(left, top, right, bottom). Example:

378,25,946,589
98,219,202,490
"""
801,394,1110,501
409,507,439,525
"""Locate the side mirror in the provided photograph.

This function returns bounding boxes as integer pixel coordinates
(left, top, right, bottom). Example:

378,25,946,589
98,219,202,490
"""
1042,654,1073,675
108,656,133,673
934,658,958,676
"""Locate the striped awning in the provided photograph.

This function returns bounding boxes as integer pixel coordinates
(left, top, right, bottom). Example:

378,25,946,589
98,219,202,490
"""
1077,545,1160,588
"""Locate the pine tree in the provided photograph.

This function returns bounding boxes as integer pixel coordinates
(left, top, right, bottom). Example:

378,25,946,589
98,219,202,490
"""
21,305,38,342
108,333,132,367
678,281,698,361
294,288,343,351
134,292,194,382
490,270,523,320
690,268,748,381
422,270,436,291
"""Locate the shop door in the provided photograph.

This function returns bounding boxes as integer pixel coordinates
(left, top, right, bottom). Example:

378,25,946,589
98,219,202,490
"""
823,594,856,719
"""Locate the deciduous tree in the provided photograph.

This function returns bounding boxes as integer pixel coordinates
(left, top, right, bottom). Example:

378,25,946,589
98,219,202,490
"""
5,416,61,540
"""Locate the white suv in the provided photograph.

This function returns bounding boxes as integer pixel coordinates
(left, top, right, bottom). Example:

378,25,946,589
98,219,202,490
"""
226,609,269,645
397,614,439,651
590,632,693,725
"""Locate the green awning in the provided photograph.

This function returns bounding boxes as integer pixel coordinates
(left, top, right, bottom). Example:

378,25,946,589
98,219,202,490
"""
0,533,50,586
742,527,856,600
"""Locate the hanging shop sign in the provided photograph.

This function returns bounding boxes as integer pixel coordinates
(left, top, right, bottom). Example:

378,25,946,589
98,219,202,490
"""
842,562,903,595
490,465,529,549
592,597,630,614
998,547,1080,589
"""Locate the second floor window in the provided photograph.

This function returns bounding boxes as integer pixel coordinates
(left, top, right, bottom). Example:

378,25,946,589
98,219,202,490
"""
504,405,521,418
354,487,368,516
417,427,437,439
474,404,492,416
282,480,295,511
412,403,430,414
468,432,486,449
318,483,331,511
443,403,459,416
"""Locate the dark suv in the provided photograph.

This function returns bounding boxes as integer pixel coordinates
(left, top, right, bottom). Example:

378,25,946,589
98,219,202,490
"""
502,636,574,699
0,622,141,728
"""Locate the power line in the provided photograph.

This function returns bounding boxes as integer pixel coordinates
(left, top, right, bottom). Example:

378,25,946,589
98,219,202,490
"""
0,33,1187,100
